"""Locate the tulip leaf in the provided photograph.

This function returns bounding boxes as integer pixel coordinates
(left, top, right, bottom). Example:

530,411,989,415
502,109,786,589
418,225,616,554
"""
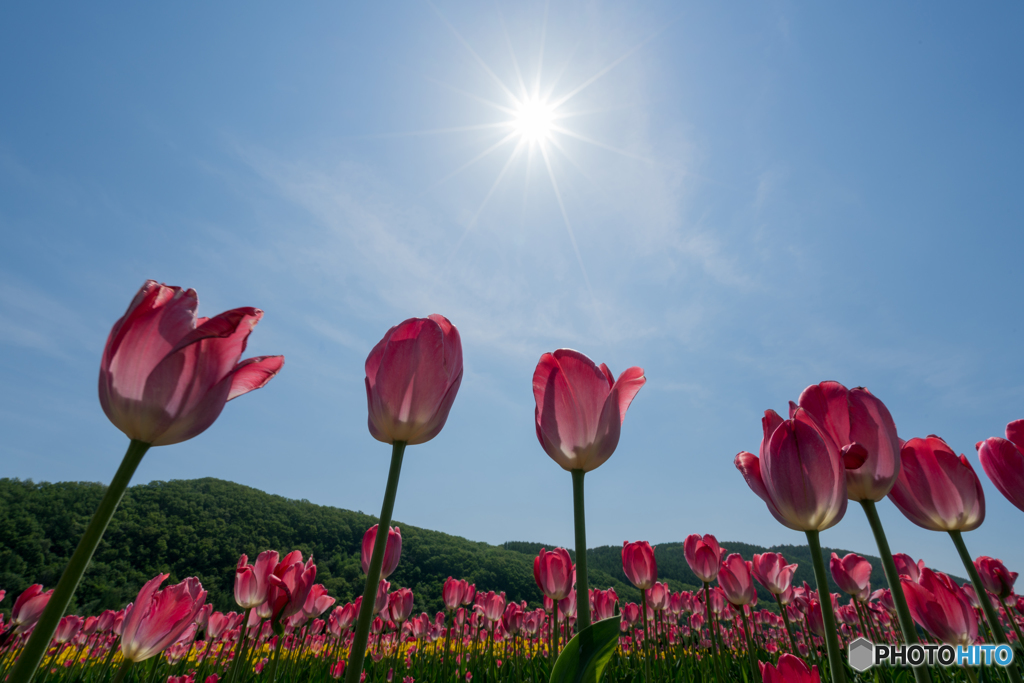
549,616,621,683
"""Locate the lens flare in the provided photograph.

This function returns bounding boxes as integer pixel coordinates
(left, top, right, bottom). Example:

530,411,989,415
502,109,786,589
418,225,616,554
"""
513,98,555,144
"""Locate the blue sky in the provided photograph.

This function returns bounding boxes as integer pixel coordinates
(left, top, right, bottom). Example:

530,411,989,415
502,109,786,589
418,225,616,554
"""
2,2,1023,581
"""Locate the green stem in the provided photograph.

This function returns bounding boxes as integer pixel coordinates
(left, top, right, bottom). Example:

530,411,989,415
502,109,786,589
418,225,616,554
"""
775,594,799,653
739,608,758,683
999,596,1024,653
948,530,1023,683
859,500,931,683
640,590,651,683
344,441,406,683
570,469,591,632
110,660,133,683
805,530,847,683
9,439,150,683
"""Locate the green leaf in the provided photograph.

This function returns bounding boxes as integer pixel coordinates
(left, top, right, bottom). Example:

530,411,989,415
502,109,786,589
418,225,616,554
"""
549,617,621,683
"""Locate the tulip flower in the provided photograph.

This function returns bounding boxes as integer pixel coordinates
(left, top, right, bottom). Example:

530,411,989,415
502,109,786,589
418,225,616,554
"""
235,551,278,610
347,315,463,683
892,553,924,582
120,574,207,663
889,436,985,532
533,547,575,606
389,588,414,624
976,420,1024,513
442,577,465,611
622,540,657,680
974,556,1024,646
9,282,283,683
751,553,798,597
10,585,53,635
719,554,759,680
893,437,1021,683
759,653,821,683
902,569,977,646
735,405,849,683
532,349,644,641
266,551,317,624
53,615,83,644
304,585,336,619
684,534,726,584
361,525,402,580
797,382,928,681
829,553,872,602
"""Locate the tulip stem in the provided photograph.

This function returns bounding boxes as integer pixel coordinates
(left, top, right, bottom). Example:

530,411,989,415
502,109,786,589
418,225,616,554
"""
998,596,1024,652
110,660,133,683
948,530,1023,683
570,469,591,632
8,438,151,683
805,530,847,683
345,441,406,683
859,501,932,683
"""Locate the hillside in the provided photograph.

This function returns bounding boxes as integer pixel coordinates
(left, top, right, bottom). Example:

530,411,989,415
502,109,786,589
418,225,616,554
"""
0,478,952,617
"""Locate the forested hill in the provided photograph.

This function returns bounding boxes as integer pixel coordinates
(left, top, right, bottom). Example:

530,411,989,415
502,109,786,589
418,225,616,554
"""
0,478,946,618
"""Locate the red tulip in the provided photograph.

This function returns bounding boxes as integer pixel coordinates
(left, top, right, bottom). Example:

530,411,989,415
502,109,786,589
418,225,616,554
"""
759,653,821,683
532,349,645,472
806,599,825,636
797,381,901,501
389,588,414,623
98,281,283,446
53,615,83,644
892,553,924,582
973,556,1018,599
266,551,317,623
684,534,726,584
533,547,574,602
621,602,640,626
10,584,53,634
475,591,506,624
647,582,670,611
591,589,618,621
120,574,207,662
304,584,336,619
364,315,463,445
718,554,756,607
902,568,977,646
234,551,278,610
735,408,848,531
751,553,798,596
442,577,465,611
829,553,872,601
888,436,985,531
622,541,657,590
361,525,402,580
976,420,1024,513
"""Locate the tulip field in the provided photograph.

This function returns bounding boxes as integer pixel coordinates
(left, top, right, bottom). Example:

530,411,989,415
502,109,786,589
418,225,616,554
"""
2,282,1024,683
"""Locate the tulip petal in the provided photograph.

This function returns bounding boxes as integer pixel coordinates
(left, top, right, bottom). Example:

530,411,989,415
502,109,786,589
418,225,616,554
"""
227,355,286,401
612,366,646,425
978,436,1024,513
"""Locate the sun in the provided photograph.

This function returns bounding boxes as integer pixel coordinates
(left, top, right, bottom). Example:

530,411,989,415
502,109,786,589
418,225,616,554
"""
512,97,555,144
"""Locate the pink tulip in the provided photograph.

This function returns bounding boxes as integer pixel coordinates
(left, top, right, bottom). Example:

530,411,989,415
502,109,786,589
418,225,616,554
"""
902,568,977,646
718,554,756,607
389,588,414,623
364,315,463,445
120,574,207,662
647,582,669,611
442,577,465,611
759,653,821,683
362,525,402,580
475,591,506,624
973,556,1018,599
684,534,726,584
751,553,798,596
591,589,618,621
532,349,645,472
558,590,577,619
234,551,278,610
888,436,985,531
797,381,901,501
533,548,574,602
373,580,390,615
892,553,924,582
206,612,231,640
98,281,283,446
806,599,825,636
621,602,640,626
976,420,1024,513
735,408,848,531
11,585,53,633
304,584,336,619
622,541,657,590
829,553,872,601
265,551,317,623
53,615,83,644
